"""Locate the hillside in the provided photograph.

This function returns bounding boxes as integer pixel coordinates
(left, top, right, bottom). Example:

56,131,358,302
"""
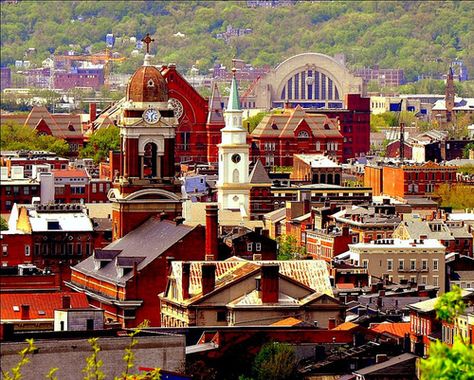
1,1,473,81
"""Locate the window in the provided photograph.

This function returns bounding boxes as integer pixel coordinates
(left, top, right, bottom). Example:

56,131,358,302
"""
216,311,227,322
433,276,439,287
362,259,368,269
298,131,310,138
71,186,85,195
76,243,82,256
398,259,404,271
2,244,8,256
422,259,428,270
34,243,40,256
13,186,19,195
24,245,30,256
67,243,74,255
387,259,393,271
247,243,253,252
256,243,262,252
23,187,30,195
410,259,416,271
99,183,104,192
421,276,427,285
433,259,439,271
92,183,97,193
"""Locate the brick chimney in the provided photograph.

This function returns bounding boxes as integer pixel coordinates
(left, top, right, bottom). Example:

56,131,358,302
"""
62,295,71,309
201,262,216,295
182,262,190,299
21,304,30,320
205,204,219,260
261,263,279,303
89,103,97,124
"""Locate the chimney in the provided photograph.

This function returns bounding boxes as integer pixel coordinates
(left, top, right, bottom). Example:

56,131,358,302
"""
182,262,190,299
262,229,270,238
201,262,216,295
21,304,30,320
328,318,336,330
89,103,97,124
175,216,185,226
376,354,388,364
205,205,219,260
303,199,311,214
62,295,71,309
261,263,279,303
159,212,169,221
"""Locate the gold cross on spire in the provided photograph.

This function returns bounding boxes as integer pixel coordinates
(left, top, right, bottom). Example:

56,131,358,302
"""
141,33,155,54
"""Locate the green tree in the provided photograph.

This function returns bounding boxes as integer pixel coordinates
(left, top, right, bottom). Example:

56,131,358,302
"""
276,234,306,260
80,126,120,163
0,122,69,156
252,342,299,380
419,286,474,380
1,217,9,231
243,112,266,133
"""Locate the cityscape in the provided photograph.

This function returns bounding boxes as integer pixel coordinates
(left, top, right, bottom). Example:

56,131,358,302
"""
1,1,474,379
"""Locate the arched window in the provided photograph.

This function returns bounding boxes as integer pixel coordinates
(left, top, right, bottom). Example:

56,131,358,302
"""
315,141,321,151
232,169,239,183
335,174,341,185
327,173,333,184
298,131,310,138
143,142,158,178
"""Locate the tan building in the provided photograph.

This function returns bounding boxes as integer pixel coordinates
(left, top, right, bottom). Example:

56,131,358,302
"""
290,154,342,184
159,258,343,328
342,238,446,291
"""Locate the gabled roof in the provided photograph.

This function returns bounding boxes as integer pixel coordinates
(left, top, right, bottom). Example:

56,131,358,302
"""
263,207,286,223
0,292,89,321
52,169,89,178
207,82,224,124
271,317,304,326
370,322,410,338
167,258,333,304
73,218,199,285
249,160,272,185
354,353,417,376
332,321,359,331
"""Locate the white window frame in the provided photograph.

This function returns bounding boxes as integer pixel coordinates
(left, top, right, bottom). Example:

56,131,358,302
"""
398,259,404,270
387,259,393,271
255,242,262,252
410,259,416,271
247,243,253,252
433,259,439,271
24,245,31,256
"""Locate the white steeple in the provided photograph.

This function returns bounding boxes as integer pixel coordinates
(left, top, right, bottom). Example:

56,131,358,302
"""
216,68,250,215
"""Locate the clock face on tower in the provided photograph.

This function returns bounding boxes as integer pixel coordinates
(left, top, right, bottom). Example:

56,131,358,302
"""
231,154,241,163
143,108,160,124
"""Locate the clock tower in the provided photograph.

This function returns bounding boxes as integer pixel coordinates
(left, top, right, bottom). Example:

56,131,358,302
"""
216,69,250,215
108,39,182,240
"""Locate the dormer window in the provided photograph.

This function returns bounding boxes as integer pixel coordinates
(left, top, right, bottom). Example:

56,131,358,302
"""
147,79,155,88
298,131,310,138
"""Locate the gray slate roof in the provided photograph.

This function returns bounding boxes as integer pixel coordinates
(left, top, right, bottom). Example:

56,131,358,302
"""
249,160,272,184
73,218,197,285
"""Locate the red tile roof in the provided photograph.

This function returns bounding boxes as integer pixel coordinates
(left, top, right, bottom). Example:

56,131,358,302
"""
52,169,89,178
336,283,355,289
371,322,411,338
1,292,89,320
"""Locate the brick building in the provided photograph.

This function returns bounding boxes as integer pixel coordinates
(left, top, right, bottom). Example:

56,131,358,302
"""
353,66,405,87
53,169,90,204
364,161,458,199
68,217,206,327
249,160,274,220
159,259,341,328
306,226,358,262
53,67,104,91
290,154,342,184
251,106,343,166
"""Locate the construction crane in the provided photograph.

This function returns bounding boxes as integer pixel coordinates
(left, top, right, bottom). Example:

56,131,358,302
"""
53,49,126,88
240,75,261,108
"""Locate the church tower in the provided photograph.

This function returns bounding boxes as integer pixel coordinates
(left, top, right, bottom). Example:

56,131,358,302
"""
216,69,250,215
445,66,455,122
108,34,182,240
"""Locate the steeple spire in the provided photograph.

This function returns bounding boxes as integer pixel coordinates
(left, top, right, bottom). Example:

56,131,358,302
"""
227,68,241,111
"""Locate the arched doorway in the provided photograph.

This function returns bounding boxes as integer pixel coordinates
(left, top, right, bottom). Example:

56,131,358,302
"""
143,142,158,178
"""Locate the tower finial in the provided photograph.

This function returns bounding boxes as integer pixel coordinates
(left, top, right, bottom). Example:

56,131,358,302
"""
231,67,237,77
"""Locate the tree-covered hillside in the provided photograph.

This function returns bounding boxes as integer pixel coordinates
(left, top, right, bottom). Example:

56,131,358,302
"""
1,1,474,81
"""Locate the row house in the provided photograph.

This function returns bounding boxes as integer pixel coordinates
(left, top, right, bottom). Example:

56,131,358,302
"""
5,203,95,286
1,152,68,178
339,238,446,289
441,305,474,346
393,219,473,257
159,259,342,328
0,166,42,213
364,161,458,199
250,106,343,167
306,226,358,262
330,205,401,243
220,226,277,261
408,290,474,356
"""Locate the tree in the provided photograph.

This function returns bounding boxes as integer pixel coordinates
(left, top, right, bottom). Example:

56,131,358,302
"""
0,217,8,231
0,122,69,156
252,342,299,380
243,112,266,133
80,126,120,163
434,184,474,210
419,286,474,380
276,235,306,260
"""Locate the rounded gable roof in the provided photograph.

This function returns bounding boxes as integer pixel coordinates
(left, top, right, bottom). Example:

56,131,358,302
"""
126,65,168,103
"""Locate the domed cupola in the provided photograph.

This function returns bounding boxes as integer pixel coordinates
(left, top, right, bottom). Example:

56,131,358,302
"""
126,64,168,103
